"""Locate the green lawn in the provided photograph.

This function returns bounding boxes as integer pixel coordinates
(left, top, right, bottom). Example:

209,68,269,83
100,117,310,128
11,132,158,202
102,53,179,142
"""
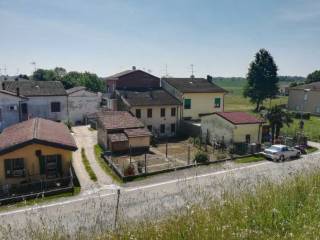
306,146,319,154
235,154,265,163
281,116,320,142
94,145,123,184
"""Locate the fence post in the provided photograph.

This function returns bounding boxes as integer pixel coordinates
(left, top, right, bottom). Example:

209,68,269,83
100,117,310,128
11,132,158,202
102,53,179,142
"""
114,188,121,230
166,141,168,158
144,153,147,174
129,145,132,164
188,145,190,165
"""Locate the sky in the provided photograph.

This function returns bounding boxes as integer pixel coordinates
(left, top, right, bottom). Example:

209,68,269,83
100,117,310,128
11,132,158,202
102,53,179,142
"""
0,0,319,78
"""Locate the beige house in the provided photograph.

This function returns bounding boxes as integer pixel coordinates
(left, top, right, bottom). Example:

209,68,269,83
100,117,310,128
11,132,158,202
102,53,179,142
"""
201,112,265,145
97,111,151,152
117,89,181,138
161,76,227,120
288,82,320,115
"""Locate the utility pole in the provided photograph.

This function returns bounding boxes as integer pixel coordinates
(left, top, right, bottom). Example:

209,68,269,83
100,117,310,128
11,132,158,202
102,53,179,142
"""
114,188,121,230
31,61,36,72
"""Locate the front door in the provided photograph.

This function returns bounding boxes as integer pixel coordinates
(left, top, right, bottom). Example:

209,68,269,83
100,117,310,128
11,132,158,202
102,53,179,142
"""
20,102,28,121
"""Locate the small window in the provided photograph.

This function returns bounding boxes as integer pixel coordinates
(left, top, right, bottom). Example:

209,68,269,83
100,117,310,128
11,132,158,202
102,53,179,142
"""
184,99,191,109
160,124,165,134
214,98,221,108
245,134,251,144
161,108,166,117
135,109,141,118
147,108,152,118
171,123,176,133
4,158,25,178
147,125,153,131
171,107,176,117
51,102,61,113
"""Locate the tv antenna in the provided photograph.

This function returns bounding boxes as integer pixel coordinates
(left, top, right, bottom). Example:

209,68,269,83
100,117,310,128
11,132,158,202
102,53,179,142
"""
190,64,195,77
31,61,37,71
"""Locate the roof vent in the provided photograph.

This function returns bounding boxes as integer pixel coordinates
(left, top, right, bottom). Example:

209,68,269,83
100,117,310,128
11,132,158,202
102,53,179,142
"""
132,66,136,70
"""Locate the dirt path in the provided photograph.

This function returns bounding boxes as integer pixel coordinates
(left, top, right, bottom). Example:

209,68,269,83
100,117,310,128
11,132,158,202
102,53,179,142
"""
72,126,114,191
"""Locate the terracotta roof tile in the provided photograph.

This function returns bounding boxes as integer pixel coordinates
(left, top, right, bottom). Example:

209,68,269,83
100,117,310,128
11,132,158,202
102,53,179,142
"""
124,128,152,137
108,133,128,142
97,111,144,130
216,112,265,125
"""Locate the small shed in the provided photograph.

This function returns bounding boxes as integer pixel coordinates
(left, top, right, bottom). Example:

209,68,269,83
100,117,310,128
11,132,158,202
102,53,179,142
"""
124,128,152,152
201,112,265,145
108,133,129,152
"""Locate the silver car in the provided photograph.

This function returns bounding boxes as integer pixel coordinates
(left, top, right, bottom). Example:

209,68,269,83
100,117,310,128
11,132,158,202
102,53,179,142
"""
262,144,301,161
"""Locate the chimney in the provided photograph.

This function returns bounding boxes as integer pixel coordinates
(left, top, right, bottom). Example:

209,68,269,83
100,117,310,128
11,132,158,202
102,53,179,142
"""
16,87,20,96
132,66,136,70
2,82,5,90
207,75,213,83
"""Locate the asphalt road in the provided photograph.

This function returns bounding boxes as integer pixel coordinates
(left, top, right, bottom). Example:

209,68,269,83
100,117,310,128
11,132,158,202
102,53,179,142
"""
1,150,320,239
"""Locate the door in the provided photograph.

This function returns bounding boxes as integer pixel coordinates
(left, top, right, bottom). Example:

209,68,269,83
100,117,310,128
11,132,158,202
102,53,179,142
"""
20,102,28,121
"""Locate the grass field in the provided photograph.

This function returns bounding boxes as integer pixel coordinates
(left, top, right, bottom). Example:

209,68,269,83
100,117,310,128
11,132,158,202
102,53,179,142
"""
281,116,320,142
214,78,288,112
235,154,265,163
81,148,98,182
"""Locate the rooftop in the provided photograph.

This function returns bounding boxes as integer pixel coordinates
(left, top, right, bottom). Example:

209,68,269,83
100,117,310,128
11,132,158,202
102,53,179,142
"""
162,77,227,93
3,80,67,96
108,133,128,143
215,112,265,125
118,89,181,106
0,118,77,155
124,128,152,137
97,111,144,130
291,82,320,91
66,86,86,95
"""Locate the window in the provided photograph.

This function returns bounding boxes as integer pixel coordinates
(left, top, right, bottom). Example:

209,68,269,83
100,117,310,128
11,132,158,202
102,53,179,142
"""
4,158,25,178
171,107,176,117
171,123,176,133
51,102,61,113
160,124,165,134
184,99,191,109
147,108,152,118
147,125,153,132
39,154,62,176
8,105,17,111
161,108,166,117
135,109,141,118
214,98,221,108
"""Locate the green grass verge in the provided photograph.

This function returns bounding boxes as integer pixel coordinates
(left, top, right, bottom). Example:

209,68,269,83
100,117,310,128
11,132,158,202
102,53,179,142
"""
235,154,265,163
94,144,122,184
81,148,98,182
0,187,80,212
103,170,320,239
306,146,319,154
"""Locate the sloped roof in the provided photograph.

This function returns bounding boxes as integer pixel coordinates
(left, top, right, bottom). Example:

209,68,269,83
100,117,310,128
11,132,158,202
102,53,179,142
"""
3,80,67,96
215,112,265,125
291,82,320,91
66,86,86,95
0,118,77,155
118,89,181,106
0,89,27,99
105,70,138,80
162,77,227,93
97,111,144,130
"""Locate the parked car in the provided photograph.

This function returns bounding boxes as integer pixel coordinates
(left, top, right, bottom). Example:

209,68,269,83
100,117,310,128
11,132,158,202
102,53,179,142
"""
262,144,301,161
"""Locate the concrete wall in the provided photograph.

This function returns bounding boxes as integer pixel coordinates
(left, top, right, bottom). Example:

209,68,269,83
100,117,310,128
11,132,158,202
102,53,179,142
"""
67,90,101,124
182,92,224,120
0,92,24,132
97,120,108,150
129,105,180,137
233,124,262,143
27,96,68,122
0,144,72,185
288,89,320,114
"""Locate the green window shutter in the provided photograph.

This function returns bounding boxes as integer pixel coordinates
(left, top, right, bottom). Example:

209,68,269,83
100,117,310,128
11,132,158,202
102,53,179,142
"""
57,155,63,176
39,156,46,175
184,99,191,109
214,98,221,108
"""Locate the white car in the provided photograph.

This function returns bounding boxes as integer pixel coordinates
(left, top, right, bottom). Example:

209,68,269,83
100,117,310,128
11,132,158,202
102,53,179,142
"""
262,144,301,162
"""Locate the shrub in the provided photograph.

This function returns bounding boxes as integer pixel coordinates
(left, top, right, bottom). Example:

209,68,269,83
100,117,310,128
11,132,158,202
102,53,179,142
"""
194,151,209,163
216,153,227,160
293,112,311,120
137,161,145,174
124,164,135,176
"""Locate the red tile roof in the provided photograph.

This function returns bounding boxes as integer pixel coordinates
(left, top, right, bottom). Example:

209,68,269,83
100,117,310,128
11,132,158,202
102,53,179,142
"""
97,111,144,130
124,128,152,138
216,112,265,125
0,118,77,155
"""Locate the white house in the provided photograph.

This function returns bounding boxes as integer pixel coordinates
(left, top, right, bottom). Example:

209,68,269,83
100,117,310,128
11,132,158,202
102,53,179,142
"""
66,86,102,124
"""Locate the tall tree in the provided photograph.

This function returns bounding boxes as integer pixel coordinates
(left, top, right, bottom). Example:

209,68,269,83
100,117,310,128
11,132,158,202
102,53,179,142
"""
306,70,320,84
244,49,279,111
32,69,58,81
267,105,293,143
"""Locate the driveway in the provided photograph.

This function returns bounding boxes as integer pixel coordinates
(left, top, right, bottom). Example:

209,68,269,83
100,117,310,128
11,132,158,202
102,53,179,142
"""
72,126,115,193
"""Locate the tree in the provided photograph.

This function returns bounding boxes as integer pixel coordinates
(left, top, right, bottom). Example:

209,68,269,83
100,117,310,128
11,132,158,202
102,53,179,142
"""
267,105,293,143
244,49,279,111
32,69,58,81
306,70,320,84
54,67,67,78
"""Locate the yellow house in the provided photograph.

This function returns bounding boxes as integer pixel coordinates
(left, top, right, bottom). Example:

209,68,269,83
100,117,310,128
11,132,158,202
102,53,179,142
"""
0,118,77,185
201,112,265,145
161,77,227,120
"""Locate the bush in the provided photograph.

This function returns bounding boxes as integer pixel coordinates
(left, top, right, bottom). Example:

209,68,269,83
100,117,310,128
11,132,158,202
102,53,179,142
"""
194,151,209,163
124,164,135,176
293,112,311,120
216,153,227,160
